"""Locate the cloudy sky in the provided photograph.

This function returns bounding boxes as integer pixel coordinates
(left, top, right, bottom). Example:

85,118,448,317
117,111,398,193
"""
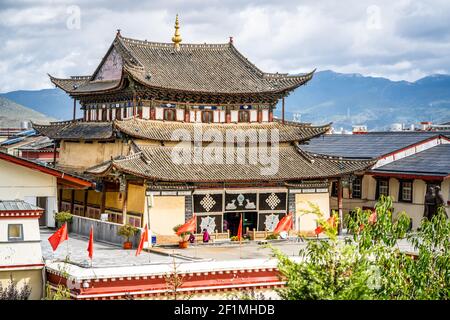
1,0,450,92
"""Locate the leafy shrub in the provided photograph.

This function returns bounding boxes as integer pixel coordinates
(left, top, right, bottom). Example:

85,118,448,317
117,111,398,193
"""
117,224,139,242
273,196,450,300
55,211,73,224
265,233,278,240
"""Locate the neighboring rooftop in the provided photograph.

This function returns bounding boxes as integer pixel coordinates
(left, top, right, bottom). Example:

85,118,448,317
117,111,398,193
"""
0,200,43,212
372,144,450,177
32,120,114,141
301,132,450,159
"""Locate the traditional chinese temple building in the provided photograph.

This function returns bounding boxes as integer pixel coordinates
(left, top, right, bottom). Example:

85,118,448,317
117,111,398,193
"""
33,16,373,241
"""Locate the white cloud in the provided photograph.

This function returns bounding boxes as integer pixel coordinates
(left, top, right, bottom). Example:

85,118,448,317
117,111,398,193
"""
1,0,450,92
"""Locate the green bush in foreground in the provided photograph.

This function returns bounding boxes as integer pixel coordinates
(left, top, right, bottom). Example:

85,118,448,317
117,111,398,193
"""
273,196,449,300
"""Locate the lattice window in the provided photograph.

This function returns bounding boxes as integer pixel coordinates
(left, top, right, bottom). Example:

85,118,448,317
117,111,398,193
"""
352,177,362,199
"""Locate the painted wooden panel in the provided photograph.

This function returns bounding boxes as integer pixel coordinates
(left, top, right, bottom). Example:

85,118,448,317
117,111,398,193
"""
250,110,258,122
127,184,145,214
262,109,269,122
142,106,150,119
94,47,123,81
230,110,238,122
176,109,184,121
155,107,164,120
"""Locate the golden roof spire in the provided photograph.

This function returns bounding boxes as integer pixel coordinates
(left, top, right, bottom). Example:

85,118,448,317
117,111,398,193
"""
172,14,182,51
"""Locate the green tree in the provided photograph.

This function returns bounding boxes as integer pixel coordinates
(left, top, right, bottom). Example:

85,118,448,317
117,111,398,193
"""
273,196,449,300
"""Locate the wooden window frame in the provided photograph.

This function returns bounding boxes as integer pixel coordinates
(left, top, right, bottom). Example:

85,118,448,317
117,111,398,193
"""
331,181,338,197
202,110,214,123
376,178,389,199
352,176,362,199
163,108,176,121
8,224,24,241
238,110,250,123
398,180,413,203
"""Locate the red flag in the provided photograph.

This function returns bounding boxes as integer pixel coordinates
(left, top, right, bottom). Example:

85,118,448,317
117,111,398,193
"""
273,213,293,234
237,213,243,241
368,211,377,224
136,224,149,256
48,222,68,251
176,215,196,236
87,225,94,259
315,225,323,235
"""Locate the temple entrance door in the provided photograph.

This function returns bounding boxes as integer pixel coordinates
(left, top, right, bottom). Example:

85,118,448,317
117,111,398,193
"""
224,212,257,236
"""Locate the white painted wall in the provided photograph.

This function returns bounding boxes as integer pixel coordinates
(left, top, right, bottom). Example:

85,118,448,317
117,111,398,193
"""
0,217,43,267
0,159,58,227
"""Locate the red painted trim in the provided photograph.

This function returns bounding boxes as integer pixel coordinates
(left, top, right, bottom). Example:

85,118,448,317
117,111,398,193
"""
46,268,283,300
0,263,45,269
379,135,450,160
0,152,93,188
369,172,444,181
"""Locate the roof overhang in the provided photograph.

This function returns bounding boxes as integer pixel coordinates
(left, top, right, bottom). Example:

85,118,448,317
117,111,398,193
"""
0,151,93,189
368,171,446,181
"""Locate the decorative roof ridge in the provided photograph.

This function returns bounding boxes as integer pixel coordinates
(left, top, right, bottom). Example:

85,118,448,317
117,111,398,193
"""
48,74,91,81
273,118,332,129
119,35,230,49
227,42,265,77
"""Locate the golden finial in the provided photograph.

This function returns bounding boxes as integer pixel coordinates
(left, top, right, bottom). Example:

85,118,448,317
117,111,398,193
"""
172,14,182,51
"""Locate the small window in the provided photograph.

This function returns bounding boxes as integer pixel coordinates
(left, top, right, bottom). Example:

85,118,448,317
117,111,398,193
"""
163,108,176,121
238,110,250,122
331,181,338,197
202,111,214,123
399,181,413,203
127,216,141,227
352,177,362,199
8,224,23,241
376,179,389,199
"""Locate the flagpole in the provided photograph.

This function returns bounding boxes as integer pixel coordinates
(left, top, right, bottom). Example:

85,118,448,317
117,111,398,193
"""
66,222,69,260
239,213,242,260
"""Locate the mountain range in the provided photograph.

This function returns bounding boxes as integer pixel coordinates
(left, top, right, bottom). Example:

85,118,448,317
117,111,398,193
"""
1,70,449,131
0,97,55,128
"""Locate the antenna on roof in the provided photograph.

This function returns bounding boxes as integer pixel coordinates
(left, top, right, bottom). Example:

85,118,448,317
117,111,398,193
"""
172,14,182,51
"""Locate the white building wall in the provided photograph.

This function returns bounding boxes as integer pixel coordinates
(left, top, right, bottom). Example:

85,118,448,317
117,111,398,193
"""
0,159,58,227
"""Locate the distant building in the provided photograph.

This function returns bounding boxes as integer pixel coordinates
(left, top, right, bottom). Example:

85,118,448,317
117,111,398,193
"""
302,131,450,229
0,130,57,163
352,125,368,134
0,200,45,300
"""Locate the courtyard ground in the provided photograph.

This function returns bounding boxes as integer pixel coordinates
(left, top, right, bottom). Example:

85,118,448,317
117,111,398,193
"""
40,228,416,267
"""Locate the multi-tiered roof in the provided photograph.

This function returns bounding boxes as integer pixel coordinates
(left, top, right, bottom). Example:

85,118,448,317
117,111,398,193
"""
34,17,375,184
49,32,314,104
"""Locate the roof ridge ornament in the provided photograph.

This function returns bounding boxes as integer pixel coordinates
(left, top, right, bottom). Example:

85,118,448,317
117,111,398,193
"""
172,14,182,51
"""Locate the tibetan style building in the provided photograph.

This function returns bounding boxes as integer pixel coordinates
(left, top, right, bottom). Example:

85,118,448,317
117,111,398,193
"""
33,17,373,241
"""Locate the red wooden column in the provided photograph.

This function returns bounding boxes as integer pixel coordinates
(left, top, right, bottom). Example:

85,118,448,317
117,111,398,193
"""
282,97,285,124
337,178,343,235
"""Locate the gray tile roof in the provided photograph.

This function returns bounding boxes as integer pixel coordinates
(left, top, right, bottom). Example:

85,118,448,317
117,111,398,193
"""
85,143,375,182
0,200,43,212
114,118,331,143
372,144,450,176
50,34,314,96
301,132,450,159
32,120,114,141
